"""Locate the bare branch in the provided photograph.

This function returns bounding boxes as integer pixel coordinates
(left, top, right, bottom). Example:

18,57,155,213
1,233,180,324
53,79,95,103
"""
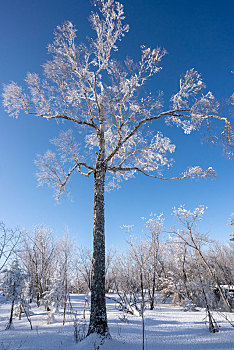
0,222,21,271
108,165,216,181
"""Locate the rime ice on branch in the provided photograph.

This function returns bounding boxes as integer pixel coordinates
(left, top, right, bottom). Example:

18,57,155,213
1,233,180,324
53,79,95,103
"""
2,0,233,337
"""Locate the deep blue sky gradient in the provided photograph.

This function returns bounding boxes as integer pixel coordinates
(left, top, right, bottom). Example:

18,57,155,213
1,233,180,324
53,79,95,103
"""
0,0,233,248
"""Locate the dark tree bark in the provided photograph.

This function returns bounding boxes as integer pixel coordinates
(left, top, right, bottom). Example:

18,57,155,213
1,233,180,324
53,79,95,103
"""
87,161,109,336
150,270,156,310
6,299,15,330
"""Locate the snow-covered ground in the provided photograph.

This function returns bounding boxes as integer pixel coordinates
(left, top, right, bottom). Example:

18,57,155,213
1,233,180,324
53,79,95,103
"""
0,294,233,350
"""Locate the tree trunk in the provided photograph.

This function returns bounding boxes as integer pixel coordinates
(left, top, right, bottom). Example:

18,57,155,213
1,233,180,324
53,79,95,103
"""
140,270,145,350
150,270,156,310
6,299,15,330
63,274,68,325
87,162,109,336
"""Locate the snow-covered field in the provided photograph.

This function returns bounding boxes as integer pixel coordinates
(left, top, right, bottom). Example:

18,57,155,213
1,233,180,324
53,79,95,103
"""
0,294,233,350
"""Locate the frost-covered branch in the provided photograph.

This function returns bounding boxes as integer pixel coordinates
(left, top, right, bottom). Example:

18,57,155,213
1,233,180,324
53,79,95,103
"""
35,130,94,199
35,152,94,200
167,69,233,155
107,165,216,189
90,0,129,69
172,69,205,109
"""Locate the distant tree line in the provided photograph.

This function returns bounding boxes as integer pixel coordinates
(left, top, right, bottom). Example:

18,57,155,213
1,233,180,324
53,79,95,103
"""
0,208,233,330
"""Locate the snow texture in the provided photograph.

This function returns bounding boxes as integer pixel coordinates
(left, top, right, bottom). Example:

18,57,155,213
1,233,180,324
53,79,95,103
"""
0,294,233,350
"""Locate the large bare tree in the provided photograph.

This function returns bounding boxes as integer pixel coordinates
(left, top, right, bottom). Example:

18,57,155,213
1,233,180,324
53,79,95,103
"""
2,0,233,336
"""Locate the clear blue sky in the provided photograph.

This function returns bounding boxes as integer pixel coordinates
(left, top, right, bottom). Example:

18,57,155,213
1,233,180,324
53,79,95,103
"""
0,0,233,249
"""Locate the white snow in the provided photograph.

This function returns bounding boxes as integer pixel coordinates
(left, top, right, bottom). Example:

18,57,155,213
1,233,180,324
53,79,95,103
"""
0,294,233,350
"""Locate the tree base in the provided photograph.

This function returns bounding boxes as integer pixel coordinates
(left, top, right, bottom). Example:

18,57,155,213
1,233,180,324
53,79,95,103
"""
87,325,111,339
80,332,111,350
5,322,14,330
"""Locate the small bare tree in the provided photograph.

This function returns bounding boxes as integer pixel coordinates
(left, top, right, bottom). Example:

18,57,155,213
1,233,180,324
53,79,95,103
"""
0,222,21,272
3,0,233,336
77,247,93,292
56,233,74,325
128,237,151,350
208,242,234,287
20,227,56,306
172,205,232,312
143,213,164,309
